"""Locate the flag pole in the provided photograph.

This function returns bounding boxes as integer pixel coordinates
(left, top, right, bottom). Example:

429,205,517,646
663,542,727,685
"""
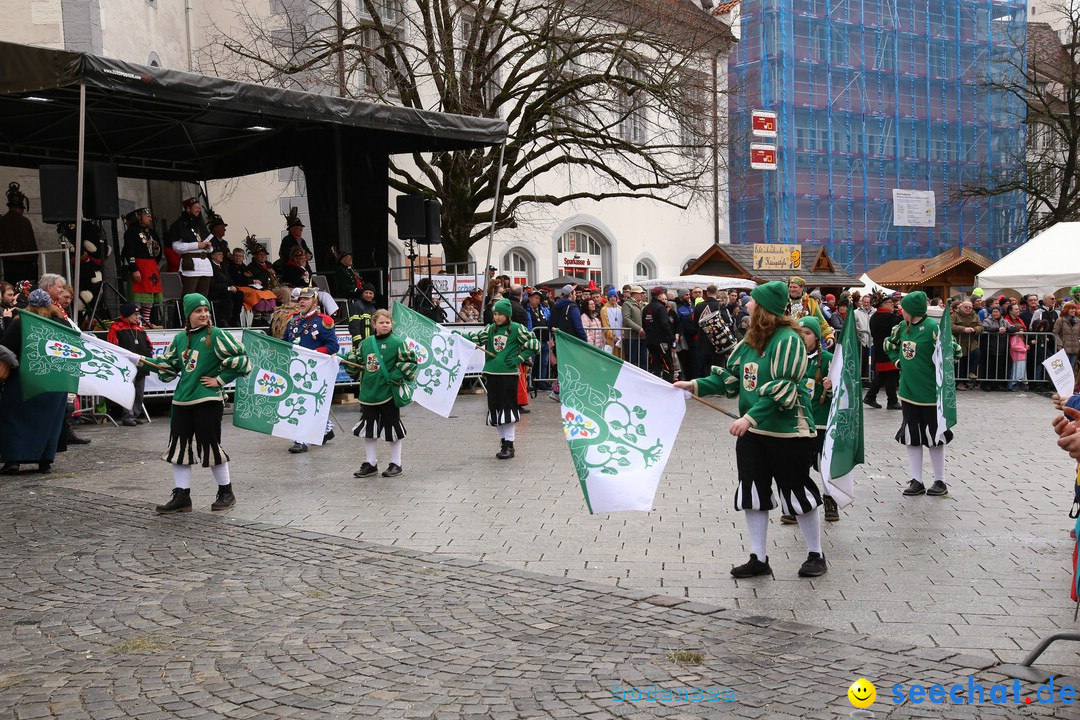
689,393,739,419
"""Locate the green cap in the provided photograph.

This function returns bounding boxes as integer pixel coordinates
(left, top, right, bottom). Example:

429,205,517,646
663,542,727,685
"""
797,315,822,340
183,293,210,320
493,297,513,318
900,290,928,317
750,280,789,317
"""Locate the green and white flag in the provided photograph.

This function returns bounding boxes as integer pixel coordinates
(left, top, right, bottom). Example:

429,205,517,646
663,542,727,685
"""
391,302,484,417
20,311,140,409
233,330,339,445
932,307,958,443
554,330,687,514
821,309,865,508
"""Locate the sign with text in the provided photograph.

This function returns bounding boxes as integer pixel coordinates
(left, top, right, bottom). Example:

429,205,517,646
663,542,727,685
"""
750,144,777,170
753,244,802,271
892,189,936,227
751,109,777,138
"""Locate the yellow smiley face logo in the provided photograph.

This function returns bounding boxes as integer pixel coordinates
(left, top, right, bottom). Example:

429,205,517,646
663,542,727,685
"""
847,678,876,708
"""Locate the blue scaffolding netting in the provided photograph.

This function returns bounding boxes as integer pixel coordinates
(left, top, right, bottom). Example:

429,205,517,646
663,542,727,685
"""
729,0,1028,274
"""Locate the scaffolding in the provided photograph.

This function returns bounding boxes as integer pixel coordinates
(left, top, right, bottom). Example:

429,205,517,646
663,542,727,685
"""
729,0,1028,274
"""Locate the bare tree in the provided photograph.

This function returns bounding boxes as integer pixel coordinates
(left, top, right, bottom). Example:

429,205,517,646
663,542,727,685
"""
202,0,733,262
956,1,1080,237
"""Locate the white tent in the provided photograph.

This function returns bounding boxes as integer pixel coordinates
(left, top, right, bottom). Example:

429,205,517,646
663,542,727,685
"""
976,223,1080,297
642,274,756,291
847,273,898,297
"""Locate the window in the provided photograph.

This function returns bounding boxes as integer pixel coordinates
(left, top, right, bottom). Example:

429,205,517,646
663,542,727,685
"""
634,258,656,281
461,12,501,113
679,72,708,156
502,248,535,287
617,61,648,144
558,229,605,285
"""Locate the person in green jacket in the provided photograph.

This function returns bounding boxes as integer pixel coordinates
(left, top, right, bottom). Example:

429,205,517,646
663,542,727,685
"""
463,297,540,460
883,291,960,498
675,281,826,579
148,293,251,514
343,309,419,478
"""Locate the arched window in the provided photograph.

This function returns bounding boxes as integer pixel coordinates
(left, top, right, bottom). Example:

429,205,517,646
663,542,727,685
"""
557,228,604,285
501,248,535,286
147,52,161,67
634,259,656,281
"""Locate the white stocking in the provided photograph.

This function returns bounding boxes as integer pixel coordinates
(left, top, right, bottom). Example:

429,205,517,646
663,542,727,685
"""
907,446,924,483
744,509,769,559
172,464,191,490
365,438,378,465
389,440,402,465
928,446,945,483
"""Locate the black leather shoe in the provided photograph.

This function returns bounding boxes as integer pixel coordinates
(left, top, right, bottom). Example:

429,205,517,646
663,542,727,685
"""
798,552,828,578
211,484,236,510
903,479,926,496
65,432,91,445
0,463,19,475
36,462,52,474
887,401,903,410
731,554,772,578
863,396,881,409
155,488,192,514
381,463,402,478
288,442,308,454
353,463,378,478
323,429,335,444
496,440,515,460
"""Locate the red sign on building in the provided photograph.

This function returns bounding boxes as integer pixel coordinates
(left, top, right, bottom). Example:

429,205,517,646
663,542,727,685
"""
752,109,777,138
750,144,777,170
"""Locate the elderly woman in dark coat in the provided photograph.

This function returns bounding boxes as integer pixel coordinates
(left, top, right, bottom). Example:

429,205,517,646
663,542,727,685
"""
0,289,70,474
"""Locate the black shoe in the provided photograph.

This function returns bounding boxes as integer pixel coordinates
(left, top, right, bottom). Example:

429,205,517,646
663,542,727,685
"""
926,480,949,497
122,418,138,427
823,495,839,522
36,462,52,474
496,440,515,460
887,401,903,410
863,396,881,409
135,417,148,424
211,484,235,511
0,463,19,475
519,406,531,413
731,554,772,578
381,463,402,477
798,552,828,578
353,462,378,478
903,479,926,496
779,514,797,525
65,432,91,445
323,429,335,444
288,442,308,454
156,488,192,514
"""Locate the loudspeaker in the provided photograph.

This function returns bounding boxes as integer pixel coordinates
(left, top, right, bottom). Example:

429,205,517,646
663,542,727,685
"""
423,199,441,245
395,195,426,240
39,163,120,223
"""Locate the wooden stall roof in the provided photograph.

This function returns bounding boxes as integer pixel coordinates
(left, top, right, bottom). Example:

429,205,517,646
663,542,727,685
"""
683,243,857,287
866,247,994,288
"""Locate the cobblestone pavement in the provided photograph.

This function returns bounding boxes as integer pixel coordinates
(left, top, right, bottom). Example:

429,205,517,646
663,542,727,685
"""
1,484,1078,719
4,385,1078,716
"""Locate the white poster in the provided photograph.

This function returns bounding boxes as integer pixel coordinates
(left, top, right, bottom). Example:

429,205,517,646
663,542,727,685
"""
892,189,936,227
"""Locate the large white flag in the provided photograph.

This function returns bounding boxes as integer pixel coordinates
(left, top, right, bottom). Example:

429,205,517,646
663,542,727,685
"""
391,302,484,417
555,330,687,514
821,309,864,508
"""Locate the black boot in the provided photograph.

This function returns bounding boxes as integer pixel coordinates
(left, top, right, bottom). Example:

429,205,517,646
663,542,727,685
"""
211,484,236,511
155,488,192,514
63,421,91,445
496,440,515,460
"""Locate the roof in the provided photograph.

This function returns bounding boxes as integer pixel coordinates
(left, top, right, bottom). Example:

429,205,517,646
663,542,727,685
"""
682,243,857,287
976,221,1080,296
866,247,994,288
712,0,740,14
0,41,507,181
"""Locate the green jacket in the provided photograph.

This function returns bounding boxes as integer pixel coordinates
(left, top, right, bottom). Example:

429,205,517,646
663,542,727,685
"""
463,321,540,375
803,349,834,428
694,327,816,437
883,316,961,406
343,332,419,405
153,326,251,405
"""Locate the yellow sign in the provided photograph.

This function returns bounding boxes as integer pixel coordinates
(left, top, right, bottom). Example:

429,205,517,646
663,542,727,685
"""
753,244,802,271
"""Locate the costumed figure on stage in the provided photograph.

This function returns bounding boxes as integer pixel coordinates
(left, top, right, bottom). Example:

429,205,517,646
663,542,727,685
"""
0,182,39,284
121,208,164,328
282,287,338,454
675,281,827,579
148,293,251,514
0,290,71,474
785,276,834,350
883,291,961,498
462,298,540,460
348,283,379,347
278,207,312,272
279,245,311,288
343,308,419,478
332,248,365,300
67,220,109,328
168,196,212,296
242,236,279,326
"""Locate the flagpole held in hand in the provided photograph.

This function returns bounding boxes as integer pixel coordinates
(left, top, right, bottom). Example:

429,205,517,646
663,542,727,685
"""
449,330,496,357
688,393,740,419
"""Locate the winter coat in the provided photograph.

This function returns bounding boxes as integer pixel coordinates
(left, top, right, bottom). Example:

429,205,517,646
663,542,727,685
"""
1055,315,1080,355
950,310,983,357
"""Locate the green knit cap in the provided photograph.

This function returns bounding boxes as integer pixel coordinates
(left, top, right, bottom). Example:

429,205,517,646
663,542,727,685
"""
900,290,928,317
797,315,822,340
183,293,210,321
1071,285,1080,296
750,280,789,317
493,297,513,318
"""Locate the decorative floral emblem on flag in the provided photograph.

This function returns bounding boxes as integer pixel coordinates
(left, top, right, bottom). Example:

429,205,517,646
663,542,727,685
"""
45,340,85,359
562,408,600,440
493,334,507,353
404,337,429,365
742,362,759,391
253,369,287,397
902,340,917,360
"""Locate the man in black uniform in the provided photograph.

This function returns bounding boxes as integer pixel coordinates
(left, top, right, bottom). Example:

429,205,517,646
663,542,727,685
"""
0,182,37,284
347,283,379,347
121,207,164,328
643,285,676,382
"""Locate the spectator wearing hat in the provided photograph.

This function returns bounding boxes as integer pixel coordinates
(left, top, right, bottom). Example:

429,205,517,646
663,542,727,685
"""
547,284,587,400
107,301,153,425
0,289,70,475
644,285,676,381
280,245,312,288
675,280,827,579
0,182,38,284
283,287,339,453
621,285,648,372
884,291,961,497
146,293,251,514
786,276,834,350
207,246,242,327
333,251,364,299
167,197,211,295
206,214,229,254
121,207,164,328
279,208,312,271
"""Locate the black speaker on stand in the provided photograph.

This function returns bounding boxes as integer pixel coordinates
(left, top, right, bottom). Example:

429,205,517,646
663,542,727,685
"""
39,163,120,223
395,196,447,318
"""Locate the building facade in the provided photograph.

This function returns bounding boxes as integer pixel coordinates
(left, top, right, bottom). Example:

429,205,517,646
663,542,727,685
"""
727,0,1028,275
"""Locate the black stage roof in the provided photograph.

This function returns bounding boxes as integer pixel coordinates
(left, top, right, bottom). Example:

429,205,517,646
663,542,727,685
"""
0,41,507,181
